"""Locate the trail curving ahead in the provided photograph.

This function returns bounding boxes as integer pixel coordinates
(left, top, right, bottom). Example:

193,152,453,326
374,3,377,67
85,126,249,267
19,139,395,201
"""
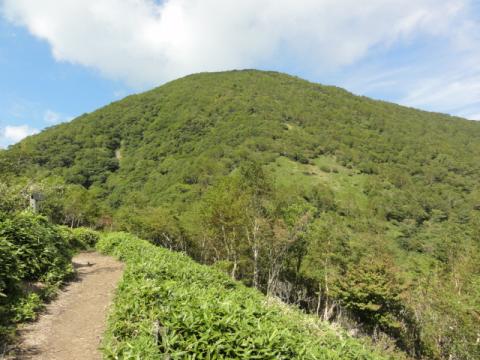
12,252,123,360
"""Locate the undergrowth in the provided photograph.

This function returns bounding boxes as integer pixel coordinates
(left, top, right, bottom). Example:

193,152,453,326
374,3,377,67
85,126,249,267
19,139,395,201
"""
0,211,99,347
97,232,402,359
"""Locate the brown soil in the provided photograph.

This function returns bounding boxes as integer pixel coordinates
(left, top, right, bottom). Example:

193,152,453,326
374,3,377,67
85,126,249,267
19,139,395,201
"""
10,252,123,360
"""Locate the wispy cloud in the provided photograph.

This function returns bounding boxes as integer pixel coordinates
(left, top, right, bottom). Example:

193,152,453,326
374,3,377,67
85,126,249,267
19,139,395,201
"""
113,89,126,99
44,109,61,124
43,109,71,124
401,72,480,113
341,49,480,119
7,98,40,119
337,3,480,120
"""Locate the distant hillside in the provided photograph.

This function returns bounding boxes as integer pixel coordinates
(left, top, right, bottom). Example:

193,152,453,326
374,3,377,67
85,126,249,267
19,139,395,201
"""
1,70,479,359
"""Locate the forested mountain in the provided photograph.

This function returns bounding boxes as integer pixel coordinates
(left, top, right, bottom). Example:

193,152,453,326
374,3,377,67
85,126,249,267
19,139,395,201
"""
1,70,479,359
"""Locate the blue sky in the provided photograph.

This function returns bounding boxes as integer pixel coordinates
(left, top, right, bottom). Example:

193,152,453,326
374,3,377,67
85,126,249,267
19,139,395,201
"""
0,16,129,147
1,0,479,147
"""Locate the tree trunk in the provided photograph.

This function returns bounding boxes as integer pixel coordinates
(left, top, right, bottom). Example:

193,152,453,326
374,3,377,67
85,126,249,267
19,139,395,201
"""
231,257,238,280
267,265,279,296
323,263,330,321
252,245,259,289
316,283,322,316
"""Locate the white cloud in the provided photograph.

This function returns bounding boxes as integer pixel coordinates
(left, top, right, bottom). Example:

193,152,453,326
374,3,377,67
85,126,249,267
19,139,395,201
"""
0,124,39,147
1,0,479,119
0,0,468,87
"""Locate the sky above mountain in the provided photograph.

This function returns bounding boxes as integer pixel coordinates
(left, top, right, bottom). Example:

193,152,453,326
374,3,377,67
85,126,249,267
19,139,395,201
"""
1,0,479,147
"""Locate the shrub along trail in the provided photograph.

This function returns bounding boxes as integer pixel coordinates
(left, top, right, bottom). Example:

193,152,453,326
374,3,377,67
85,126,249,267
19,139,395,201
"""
11,252,123,360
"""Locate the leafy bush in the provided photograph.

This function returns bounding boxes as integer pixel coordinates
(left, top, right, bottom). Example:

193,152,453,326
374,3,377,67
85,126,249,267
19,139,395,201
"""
0,237,22,298
0,212,74,343
57,226,100,250
97,232,400,359
71,227,100,249
0,212,73,284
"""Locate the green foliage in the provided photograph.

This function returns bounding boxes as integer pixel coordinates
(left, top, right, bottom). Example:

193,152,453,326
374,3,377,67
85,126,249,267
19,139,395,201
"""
59,226,101,250
97,232,400,359
72,227,100,248
0,178,102,228
0,211,81,344
303,183,336,212
11,293,42,323
0,182,27,214
0,212,73,283
115,206,183,250
65,147,119,187
1,70,480,358
335,259,406,334
0,236,22,298
62,185,101,227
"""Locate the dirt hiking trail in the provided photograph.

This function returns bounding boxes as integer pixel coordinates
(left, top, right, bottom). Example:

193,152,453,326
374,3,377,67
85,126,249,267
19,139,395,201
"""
11,252,123,360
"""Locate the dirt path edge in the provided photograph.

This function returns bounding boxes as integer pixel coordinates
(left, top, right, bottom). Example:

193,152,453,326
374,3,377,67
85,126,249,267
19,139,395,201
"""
9,252,123,360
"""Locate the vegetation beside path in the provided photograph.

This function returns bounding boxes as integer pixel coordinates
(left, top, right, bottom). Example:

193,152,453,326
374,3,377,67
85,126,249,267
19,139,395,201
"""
97,232,402,359
0,208,99,347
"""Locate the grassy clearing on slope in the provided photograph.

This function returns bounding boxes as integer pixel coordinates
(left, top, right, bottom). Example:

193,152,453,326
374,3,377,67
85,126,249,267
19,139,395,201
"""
97,232,401,359
267,156,369,213
280,156,438,280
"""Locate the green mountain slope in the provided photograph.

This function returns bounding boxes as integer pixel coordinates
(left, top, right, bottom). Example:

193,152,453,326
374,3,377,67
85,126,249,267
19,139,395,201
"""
1,70,479,359
97,232,400,359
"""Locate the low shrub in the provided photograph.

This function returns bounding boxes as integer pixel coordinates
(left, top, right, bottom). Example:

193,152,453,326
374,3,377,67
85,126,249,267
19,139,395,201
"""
71,227,100,249
57,226,100,250
0,212,74,344
97,232,400,359
0,212,73,285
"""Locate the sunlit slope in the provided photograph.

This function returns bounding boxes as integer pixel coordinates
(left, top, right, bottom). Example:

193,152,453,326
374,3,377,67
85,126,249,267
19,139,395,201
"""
1,70,479,359
3,70,479,209
96,232,399,359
